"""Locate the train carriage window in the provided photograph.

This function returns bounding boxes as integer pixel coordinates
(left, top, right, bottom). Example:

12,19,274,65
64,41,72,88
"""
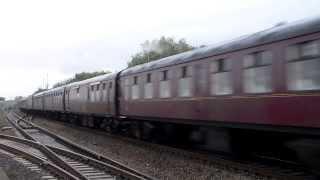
181,66,187,78
147,73,151,83
90,85,95,102
243,51,273,93
96,84,101,101
124,78,130,101
210,58,232,73
179,66,193,97
161,70,168,81
160,70,171,98
181,65,193,78
144,73,153,99
106,82,112,102
101,82,107,102
132,76,139,100
243,54,255,68
301,41,319,57
210,59,233,95
286,45,299,61
133,76,138,85
286,40,320,91
260,51,273,65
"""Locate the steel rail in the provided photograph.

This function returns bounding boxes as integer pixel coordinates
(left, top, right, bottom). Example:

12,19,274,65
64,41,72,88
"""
0,134,148,180
0,140,79,180
6,113,89,180
12,112,155,180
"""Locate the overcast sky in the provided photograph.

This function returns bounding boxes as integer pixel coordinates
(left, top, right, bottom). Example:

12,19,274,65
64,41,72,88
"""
1,0,320,99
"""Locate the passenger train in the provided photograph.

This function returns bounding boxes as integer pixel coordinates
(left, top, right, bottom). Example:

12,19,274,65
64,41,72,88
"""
20,16,320,171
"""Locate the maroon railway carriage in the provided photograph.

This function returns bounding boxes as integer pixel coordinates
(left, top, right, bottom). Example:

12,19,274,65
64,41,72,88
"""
119,17,320,132
118,17,320,163
64,73,117,119
32,92,45,111
21,16,320,170
43,87,64,112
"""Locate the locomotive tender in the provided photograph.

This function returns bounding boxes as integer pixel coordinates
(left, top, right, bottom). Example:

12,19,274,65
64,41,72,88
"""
21,16,320,167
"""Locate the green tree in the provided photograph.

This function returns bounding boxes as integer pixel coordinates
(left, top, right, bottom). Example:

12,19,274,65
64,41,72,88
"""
0,97,5,101
127,36,194,67
53,71,111,88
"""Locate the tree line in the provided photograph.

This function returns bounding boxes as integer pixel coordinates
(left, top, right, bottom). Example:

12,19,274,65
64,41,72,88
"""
36,36,199,93
128,36,195,67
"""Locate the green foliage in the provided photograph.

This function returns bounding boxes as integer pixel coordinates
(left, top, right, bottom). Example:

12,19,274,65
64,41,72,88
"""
0,97,5,101
128,36,194,67
53,71,110,88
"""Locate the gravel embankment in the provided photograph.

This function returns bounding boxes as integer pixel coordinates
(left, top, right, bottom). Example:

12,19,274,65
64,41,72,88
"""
0,152,43,180
33,117,274,180
0,111,46,179
0,111,16,136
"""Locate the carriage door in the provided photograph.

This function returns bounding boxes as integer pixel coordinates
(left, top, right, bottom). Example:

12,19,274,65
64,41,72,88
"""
107,81,113,109
96,83,101,103
89,84,95,103
66,89,70,111
101,81,109,111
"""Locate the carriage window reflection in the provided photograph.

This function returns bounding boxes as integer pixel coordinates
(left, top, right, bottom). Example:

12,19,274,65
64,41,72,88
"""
179,66,192,97
243,51,273,93
286,40,320,91
144,73,153,99
132,76,139,100
160,70,171,98
210,59,233,95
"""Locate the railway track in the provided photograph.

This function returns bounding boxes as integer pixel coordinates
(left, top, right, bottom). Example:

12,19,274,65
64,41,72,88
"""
4,111,156,180
26,113,318,180
0,139,77,180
